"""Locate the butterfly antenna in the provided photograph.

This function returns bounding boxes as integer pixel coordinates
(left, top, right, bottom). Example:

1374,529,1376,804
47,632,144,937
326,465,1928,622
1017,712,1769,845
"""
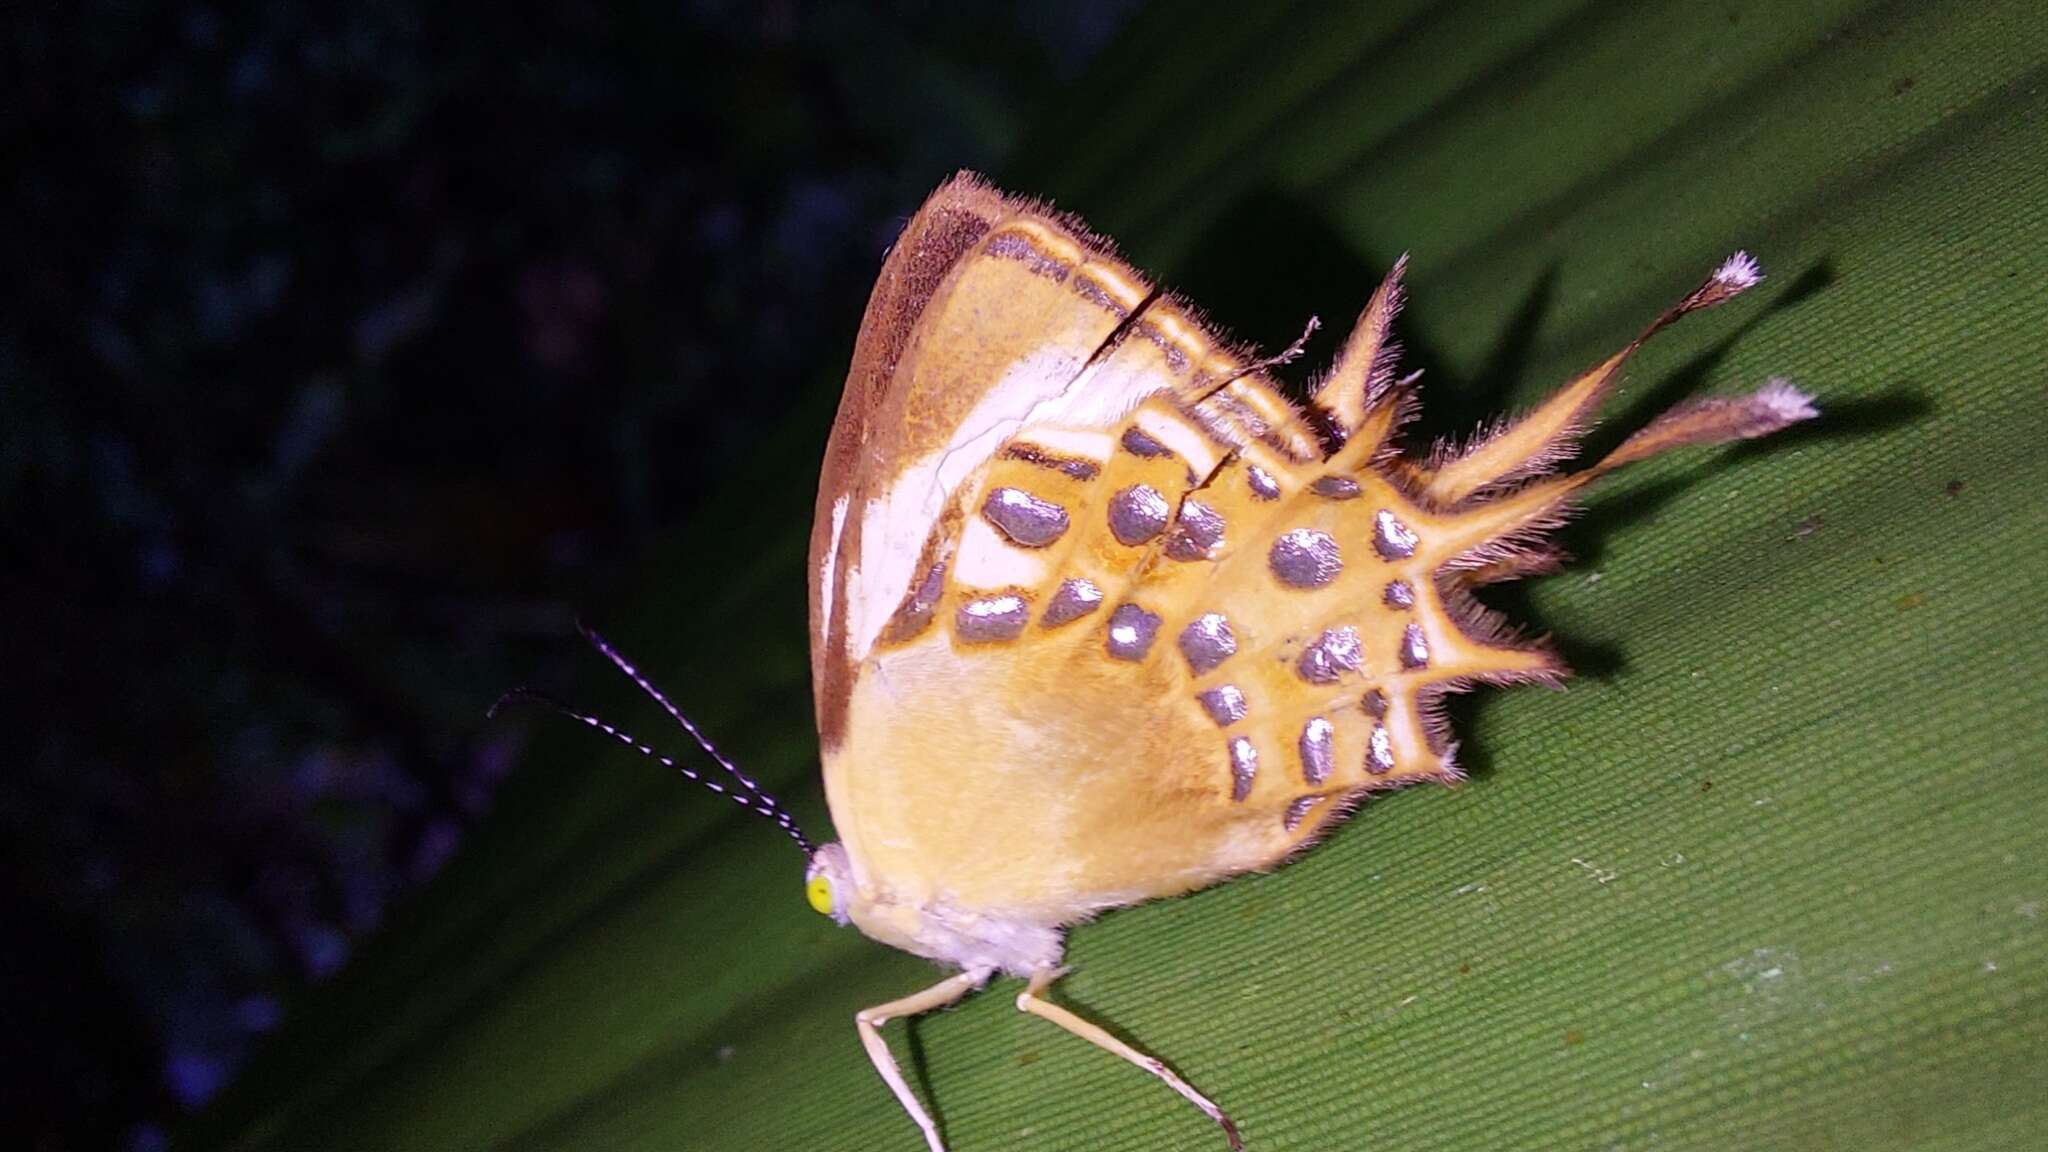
574,620,785,816
490,686,814,855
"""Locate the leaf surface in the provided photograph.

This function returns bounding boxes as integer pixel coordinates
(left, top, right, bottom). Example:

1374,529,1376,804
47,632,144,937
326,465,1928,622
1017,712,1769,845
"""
190,3,2048,1149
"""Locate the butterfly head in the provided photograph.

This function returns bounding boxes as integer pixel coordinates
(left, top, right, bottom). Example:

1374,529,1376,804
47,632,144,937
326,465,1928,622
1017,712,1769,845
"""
799,838,1066,973
804,841,854,925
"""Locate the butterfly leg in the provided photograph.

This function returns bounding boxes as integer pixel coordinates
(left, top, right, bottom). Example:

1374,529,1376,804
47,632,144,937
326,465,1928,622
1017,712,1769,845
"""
856,967,993,1152
1016,969,1242,1151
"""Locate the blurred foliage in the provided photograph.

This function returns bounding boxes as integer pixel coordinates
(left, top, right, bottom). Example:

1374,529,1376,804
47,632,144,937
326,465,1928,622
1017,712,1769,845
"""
2,1,1133,1147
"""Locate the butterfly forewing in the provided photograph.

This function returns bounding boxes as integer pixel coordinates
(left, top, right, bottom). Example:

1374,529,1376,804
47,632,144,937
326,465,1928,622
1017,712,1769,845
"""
813,178,1161,753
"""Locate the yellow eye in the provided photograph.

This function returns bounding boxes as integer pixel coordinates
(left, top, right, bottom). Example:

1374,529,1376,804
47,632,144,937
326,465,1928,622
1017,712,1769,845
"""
805,874,834,916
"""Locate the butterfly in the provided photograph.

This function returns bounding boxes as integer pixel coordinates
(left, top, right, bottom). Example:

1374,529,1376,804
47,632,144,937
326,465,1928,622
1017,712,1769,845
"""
501,172,1816,1150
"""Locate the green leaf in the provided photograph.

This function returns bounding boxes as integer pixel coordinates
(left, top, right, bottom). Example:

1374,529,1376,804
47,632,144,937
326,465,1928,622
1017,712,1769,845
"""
191,2,2048,1150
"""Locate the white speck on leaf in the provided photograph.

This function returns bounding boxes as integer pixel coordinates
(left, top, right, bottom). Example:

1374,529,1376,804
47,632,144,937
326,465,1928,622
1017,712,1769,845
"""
1716,947,1822,1035
1571,857,1618,885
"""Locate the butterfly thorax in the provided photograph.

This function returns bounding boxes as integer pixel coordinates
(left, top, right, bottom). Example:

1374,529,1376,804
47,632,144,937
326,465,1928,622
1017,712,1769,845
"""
820,838,1067,976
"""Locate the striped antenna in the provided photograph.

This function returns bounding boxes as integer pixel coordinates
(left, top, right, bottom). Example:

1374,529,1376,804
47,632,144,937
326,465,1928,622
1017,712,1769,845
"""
489,643,813,856
574,621,788,819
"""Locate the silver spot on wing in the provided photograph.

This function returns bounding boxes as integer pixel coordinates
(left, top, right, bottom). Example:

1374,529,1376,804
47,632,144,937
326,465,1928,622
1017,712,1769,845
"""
980,487,1070,547
882,561,946,643
1165,499,1226,561
1177,612,1237,674
1197,684,1248,727
1399,622,1431,670
1373,509,1419,560
1246,464,1282,501
1108,484,1171,546
1040,578,1103,628
1269,528,1342,588
1283,795,1319,831
1383,579,1415,609
1229,736,1258,801
955,594,1030,643
1296,625,1363,684
1298,717,1334,785
1106,602,1163,661
1367,723,1396,775
1121,426,1173,458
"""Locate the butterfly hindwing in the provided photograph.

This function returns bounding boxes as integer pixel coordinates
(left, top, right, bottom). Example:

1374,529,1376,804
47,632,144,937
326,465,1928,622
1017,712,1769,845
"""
814,175,1808,931
819,191,1528,921
841,384,1537,917
790,175,1815,1151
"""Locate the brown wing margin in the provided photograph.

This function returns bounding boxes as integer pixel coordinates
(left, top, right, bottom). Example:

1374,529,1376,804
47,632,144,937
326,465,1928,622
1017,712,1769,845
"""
810,174,1014,750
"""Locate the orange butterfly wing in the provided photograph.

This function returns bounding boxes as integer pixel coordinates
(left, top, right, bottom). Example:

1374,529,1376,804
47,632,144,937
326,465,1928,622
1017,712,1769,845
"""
810,176,1381,924
810,175,1808,931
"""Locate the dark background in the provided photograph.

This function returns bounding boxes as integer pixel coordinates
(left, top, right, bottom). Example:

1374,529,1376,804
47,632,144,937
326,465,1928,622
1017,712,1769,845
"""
14,5,2048,1151
3,4,1137,1148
